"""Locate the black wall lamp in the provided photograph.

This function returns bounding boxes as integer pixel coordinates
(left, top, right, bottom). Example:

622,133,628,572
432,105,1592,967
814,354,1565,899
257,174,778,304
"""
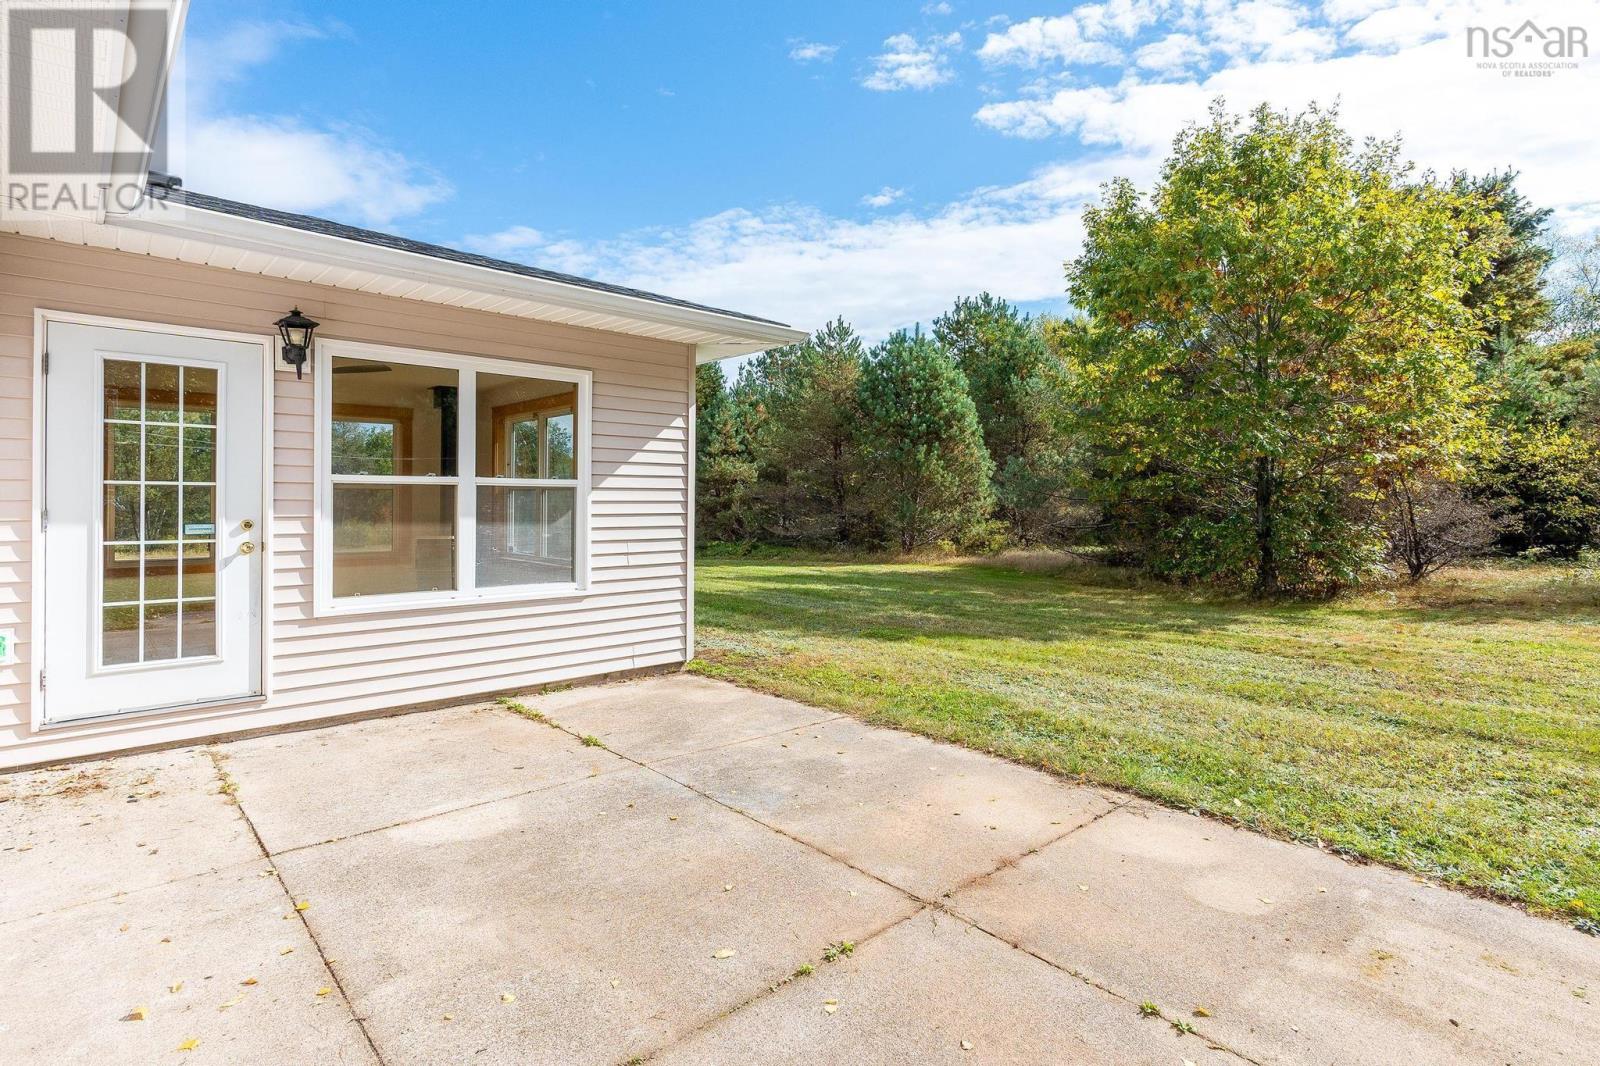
274,308,320,378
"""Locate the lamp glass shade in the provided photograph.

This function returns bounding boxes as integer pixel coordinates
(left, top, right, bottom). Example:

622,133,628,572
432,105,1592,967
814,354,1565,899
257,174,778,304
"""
275,308,319,350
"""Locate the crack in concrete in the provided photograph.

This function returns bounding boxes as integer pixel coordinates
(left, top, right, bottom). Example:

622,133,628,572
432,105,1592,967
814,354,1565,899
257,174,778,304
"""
203,748,390,1066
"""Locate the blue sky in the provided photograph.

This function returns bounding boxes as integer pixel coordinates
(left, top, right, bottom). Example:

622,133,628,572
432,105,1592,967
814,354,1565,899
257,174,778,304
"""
178,1,1599,341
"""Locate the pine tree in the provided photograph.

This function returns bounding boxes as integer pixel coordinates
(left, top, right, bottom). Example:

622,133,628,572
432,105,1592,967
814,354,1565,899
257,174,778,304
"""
855,330,994,551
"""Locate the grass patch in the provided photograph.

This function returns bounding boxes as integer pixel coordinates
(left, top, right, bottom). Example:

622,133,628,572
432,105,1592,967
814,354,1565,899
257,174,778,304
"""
689,554,1600,925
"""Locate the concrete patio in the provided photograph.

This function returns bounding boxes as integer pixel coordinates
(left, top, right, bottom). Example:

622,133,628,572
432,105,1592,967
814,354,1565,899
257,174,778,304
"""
2,673,1595,1065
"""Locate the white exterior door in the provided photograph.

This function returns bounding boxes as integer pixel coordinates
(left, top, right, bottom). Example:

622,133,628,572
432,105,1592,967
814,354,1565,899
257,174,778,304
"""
42,322,265,724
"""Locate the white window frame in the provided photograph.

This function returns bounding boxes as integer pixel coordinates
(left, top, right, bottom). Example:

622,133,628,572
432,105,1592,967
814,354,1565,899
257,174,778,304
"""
313,338,591,616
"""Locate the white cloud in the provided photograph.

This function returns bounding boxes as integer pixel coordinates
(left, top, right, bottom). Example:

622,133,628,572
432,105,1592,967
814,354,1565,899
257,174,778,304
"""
1204,1,1334,61
455,154,1148,339
181,21,450,225
977,14,1123,67
789,40,839,63
862,32,964,91
1344,4,1450,49
187,117,451,226
971,4,1600,230
862,186,907,208
922,2,955,14
460,225,545,255
183,20,329,106
1136,32,1208,72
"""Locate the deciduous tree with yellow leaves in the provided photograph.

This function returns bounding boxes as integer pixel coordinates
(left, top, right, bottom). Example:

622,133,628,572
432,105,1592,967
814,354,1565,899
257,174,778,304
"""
1066,102,1496,594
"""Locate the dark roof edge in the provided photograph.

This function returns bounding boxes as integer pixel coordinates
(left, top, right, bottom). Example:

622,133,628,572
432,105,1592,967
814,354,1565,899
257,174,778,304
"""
152,186,794,331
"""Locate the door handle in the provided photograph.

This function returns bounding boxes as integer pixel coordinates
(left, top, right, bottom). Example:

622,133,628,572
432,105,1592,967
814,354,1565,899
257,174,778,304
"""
240,541,256,555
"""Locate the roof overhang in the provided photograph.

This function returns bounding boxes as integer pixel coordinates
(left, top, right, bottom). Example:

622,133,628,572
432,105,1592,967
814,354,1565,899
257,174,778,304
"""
1,197,806,359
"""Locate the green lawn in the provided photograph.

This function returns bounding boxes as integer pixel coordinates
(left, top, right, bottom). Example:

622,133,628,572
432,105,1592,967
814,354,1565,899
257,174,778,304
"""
689,553,1600,927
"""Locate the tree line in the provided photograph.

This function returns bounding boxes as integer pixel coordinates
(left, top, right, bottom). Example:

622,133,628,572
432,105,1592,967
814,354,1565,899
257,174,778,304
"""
695,103,1600,595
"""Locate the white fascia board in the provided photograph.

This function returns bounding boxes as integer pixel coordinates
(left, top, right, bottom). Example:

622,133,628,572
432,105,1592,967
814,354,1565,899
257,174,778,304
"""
113,199,809,350
694,339,802,363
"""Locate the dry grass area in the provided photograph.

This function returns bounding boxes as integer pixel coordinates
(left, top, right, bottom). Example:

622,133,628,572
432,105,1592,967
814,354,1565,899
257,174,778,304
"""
691,554,1600,928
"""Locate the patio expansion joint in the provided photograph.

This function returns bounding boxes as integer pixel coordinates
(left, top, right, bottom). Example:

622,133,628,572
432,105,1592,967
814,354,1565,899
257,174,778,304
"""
260,759,643,860
628,902,935,1065
521,708,1237,1064
203,748,391,1066
948,902,1264,1064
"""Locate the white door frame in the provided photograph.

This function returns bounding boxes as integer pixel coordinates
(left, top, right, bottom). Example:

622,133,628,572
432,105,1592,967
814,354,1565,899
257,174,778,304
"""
30,308,277,732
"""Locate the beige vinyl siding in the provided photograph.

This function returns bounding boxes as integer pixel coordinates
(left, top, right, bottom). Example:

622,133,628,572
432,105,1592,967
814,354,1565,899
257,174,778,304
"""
0,232,693,767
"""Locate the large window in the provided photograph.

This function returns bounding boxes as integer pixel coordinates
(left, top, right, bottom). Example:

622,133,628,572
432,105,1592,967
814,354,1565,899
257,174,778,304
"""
317,342,589,613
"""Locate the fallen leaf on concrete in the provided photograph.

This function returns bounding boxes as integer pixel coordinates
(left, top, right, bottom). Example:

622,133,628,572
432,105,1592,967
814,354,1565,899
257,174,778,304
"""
159,936,171,944
668,815,679,822
1077,884,1089,892
499,992,515,1003
723,884,733,892
294,901,310,912
960,1040,973,1051
317,988,333,998
123,1006,148,1022
119,923,130,932
169,982,183,994
1192,1006,1212,1018
177,1038,199,1052
712,948,736,960
1258,898,1275,905
279,947,294,956
443,1013,454,1021
610,979,620,989
218,994,245,1010
822,1001,838,1015
241,978,257,986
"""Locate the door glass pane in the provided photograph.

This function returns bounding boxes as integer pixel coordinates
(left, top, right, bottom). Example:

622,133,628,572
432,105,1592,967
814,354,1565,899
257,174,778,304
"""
145,363,180,423
108,423,141,480
182,367,218,425
183,485,215,537
100,357,227,667
474,372,578,478
475,485,575,587
332,484,456,597
145,424,180,481
182,601,217,658
104,360,142,419
144,485,178,541
102,606,140,665
182,427,215,482
144,543,180,599
143,602,179,660
182,543,218,599
104,485,139,542
331,357,458,476
102,544,139,604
